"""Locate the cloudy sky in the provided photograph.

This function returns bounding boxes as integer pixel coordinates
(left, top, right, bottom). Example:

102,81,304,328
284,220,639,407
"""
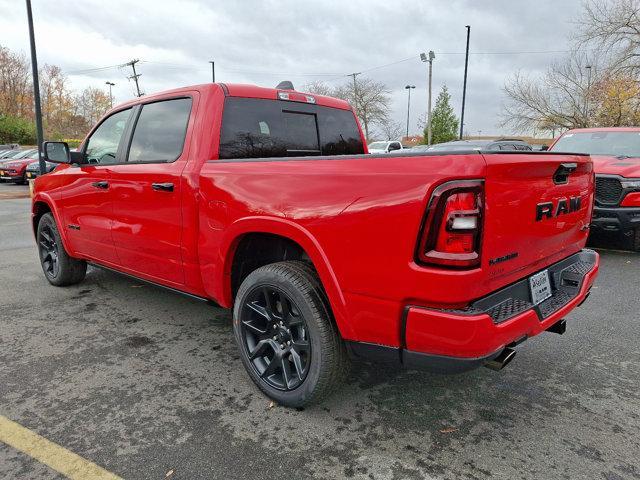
0,0,584,137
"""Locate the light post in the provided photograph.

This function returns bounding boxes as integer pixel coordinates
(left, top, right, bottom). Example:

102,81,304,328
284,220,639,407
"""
405,85,415,138
105,81,115,108
420,51,435,144
460,25,471,139
584,65,592,127
209,61,215,82
25,0,46,176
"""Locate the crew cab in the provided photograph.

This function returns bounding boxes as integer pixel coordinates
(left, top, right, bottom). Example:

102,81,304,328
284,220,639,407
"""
550,127,640,251
32,83,599,407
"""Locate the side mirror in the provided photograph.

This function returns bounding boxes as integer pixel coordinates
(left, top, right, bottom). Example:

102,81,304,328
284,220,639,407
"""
540,145,549,151
43,141,71,163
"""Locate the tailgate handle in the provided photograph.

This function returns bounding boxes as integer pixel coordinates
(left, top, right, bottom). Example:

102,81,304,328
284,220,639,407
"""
91,181,109,189
553,163,577,185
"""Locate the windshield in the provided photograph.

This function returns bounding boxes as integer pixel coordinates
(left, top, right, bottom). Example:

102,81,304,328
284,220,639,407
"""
368,142,388,149
551,131,640,157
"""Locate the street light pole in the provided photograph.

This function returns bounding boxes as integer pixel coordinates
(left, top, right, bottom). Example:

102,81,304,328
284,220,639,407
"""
209,61,215,82
421,51,436,145
25,0,46,176
405,85,415,138
584,65,592,127
105,81,115,108
460,25,471,139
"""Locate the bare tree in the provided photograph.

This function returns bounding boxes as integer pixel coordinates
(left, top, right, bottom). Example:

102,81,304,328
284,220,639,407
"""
501,52,602,133
303,77,391,141
578,0,640,73
334,77,390,140
376,118,404,141
301,80,335,96
0,45,33,119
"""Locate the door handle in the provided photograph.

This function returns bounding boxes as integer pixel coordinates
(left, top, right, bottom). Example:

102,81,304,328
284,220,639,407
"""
91,181,109,189
152,182,174,192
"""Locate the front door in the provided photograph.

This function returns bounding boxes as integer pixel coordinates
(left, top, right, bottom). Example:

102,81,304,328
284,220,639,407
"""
109,97,193,286
56,107,133,265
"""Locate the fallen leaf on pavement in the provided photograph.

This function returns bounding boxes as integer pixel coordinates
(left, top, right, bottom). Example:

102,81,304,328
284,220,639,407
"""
166,470,174,477
439,427,458,433
268,401,275,409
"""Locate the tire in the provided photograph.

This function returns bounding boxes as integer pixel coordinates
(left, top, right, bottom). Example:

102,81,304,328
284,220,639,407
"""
37,213,87,286
233,261,347,407
633,228,640,252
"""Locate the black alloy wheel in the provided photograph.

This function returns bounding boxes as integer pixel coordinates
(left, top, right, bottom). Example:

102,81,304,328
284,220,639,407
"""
39,223,60,279
239,285,311,391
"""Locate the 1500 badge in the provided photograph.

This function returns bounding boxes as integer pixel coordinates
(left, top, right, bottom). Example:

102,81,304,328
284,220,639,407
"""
536,196,582,221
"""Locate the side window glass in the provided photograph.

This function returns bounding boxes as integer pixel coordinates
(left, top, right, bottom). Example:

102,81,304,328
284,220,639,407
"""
128,98,192,163
84,108,132,164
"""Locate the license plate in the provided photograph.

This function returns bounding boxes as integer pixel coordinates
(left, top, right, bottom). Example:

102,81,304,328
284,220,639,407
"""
529,270,552,305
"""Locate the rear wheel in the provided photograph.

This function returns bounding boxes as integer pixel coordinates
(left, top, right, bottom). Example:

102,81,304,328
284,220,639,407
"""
633,228,640,252
37,213,87,286
233,261,347,407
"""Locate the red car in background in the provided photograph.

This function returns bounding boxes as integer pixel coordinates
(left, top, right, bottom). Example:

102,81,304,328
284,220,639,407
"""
550,127,640,251
0,149,38,184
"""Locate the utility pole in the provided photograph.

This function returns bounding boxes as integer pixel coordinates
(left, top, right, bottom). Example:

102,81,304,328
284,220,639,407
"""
209,61,215,82
405,85,415,138
460,25,471,139
584,65,592,127
125,59,142,97
421,51,435,145
25,0,46,176
349,72,361,115
105,81,115,108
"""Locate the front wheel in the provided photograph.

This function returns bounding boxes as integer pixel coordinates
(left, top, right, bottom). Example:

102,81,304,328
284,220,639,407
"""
633,228,640,252
37,213,87,286
233,261,347,407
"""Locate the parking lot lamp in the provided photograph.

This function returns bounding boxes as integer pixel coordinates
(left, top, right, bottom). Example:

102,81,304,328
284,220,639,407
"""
106,81,115,108
405,85,416,138
421,51,436,145
25,0,46,176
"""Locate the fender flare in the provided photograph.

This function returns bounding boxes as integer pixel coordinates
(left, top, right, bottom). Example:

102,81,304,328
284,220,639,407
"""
218,216,354,339
31,193,74,256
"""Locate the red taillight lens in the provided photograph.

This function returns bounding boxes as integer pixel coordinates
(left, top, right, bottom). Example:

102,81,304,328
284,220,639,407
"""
417,180,483,268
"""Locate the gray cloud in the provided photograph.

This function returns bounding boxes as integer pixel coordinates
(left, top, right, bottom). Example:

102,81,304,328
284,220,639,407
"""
0,0,582,137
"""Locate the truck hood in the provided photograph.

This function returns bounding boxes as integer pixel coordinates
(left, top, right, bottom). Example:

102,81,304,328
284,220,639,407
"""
592,155,640,177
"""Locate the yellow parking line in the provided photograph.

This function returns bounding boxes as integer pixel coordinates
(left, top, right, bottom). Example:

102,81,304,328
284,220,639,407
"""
0,415,122,480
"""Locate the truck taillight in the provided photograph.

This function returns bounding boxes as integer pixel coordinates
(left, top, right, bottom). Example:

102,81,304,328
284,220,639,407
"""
417,180,484,268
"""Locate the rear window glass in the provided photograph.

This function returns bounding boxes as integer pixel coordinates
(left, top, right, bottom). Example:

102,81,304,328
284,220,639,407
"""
219,98,364,159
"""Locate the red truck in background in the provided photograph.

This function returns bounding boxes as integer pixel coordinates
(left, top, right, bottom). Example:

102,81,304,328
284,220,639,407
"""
550,127,640,251
32,83,599,407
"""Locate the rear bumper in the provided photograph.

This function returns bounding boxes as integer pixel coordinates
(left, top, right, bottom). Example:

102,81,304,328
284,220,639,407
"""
347,249,599,373
592,206,640,233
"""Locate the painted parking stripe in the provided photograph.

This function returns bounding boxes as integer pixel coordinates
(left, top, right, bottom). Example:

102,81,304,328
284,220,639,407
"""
0,415,122,480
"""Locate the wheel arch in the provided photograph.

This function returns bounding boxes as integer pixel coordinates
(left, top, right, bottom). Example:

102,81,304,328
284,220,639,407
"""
31,195,72,255
218,217,353,339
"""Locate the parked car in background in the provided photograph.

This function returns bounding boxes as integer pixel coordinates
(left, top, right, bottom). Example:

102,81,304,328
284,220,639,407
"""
367,140,403,153
549,127,640,251
25,160,57,180
427,139,533,152
0,150,39,184
32,82,598,407
0,148,35,160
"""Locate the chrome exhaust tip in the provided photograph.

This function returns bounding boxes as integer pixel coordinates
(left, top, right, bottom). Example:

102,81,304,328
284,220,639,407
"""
484,347,517,371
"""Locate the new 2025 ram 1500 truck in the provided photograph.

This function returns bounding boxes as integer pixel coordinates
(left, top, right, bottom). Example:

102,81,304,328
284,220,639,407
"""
33,83,599,407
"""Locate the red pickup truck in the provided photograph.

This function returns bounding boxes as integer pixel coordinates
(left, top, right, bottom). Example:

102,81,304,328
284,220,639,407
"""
32,83,599,407
550,127,640,251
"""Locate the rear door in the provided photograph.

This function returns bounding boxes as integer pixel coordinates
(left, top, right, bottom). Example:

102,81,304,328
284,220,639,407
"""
481,152,593,279
56,108,133,265
108,96,194,286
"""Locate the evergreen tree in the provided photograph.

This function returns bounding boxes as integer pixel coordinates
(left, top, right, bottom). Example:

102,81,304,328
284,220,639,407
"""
425,85,459,144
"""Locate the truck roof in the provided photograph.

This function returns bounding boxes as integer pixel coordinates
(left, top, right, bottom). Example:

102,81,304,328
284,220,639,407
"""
114,83,353,111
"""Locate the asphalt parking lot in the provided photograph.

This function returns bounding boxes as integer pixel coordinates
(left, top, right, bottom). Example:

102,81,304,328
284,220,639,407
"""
1,182,639,480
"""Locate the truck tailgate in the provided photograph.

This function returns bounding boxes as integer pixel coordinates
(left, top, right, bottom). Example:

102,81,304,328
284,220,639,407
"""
481,152,593,282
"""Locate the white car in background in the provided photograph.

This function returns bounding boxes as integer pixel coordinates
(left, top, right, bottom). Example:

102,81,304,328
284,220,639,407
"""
367,141,403,154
